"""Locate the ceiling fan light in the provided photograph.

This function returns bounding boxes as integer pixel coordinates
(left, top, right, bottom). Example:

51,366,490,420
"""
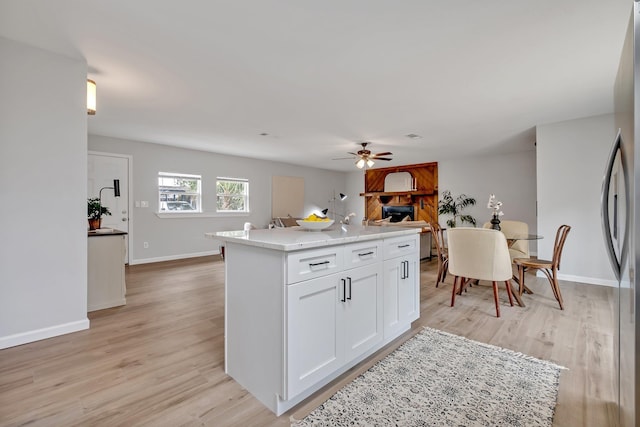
367,159,375,167
356,158,365,169
87,79,96,115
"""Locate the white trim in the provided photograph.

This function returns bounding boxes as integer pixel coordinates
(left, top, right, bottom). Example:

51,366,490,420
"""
130,250,220,265
536,271,618,287
88,298,126,312
0,319,90,350
88,150,133,264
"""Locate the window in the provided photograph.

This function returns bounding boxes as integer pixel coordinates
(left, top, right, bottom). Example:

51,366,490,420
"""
158,172,201,212
216,177,249,213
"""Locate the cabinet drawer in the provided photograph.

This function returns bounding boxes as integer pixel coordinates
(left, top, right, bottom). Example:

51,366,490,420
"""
383,234,419,260
287,246,344,284
344,240,382,269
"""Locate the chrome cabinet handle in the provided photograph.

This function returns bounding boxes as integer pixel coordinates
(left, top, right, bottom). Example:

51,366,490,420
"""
398,244,410,248
347,277,352,300
358,251,374,257
340,278,346,302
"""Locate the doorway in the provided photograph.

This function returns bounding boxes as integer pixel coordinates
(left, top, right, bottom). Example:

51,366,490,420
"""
88,152,132,264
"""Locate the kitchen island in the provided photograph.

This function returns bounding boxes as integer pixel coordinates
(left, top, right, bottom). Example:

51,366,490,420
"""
206,224,421,415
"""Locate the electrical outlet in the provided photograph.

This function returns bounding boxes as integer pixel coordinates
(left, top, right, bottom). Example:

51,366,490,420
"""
143,242,149,249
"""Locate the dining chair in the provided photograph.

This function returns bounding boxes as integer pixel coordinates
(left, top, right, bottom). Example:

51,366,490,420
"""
448,227,514,317
513,225,571,310
430,222,448,287
483,220,530,261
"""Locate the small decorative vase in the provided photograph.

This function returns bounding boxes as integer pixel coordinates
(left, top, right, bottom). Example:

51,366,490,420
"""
490,213,501,231
88,218,101,230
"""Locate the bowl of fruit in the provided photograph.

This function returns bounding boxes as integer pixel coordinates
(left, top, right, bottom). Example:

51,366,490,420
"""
296,214,335,230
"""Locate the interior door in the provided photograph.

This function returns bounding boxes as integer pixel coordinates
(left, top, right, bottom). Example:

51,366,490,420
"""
88,152,130,263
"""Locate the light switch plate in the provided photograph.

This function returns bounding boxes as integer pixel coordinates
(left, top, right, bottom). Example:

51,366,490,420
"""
141,201,149,208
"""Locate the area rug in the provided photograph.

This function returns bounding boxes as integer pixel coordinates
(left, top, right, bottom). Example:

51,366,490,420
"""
292,327,564,427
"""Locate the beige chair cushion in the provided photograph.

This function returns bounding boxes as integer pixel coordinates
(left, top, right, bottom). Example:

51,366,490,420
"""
483,220,530,260
447,227,513,282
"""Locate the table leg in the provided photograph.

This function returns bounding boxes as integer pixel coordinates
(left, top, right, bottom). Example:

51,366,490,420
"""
509,279,525,307
511,274,534,294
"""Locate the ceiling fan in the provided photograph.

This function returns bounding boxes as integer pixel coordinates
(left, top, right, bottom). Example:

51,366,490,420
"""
335,142,393,169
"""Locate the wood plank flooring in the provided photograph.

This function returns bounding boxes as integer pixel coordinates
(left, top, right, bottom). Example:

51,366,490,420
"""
0,256,617,426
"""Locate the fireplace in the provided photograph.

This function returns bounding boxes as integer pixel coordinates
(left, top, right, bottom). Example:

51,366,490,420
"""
382,205,415,222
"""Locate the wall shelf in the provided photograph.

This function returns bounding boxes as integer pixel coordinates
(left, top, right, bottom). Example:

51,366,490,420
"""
360,191,437,197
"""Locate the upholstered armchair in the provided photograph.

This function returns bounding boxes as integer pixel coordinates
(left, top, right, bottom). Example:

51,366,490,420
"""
448,227,514,317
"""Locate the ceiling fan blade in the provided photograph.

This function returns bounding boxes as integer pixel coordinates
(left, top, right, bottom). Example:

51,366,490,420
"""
332,156,356,160
375,157,393,161
347,152,359,156
373,152,393,157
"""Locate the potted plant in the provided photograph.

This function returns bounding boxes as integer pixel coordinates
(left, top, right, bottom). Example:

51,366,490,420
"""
87,197,111,230
437,190,477,228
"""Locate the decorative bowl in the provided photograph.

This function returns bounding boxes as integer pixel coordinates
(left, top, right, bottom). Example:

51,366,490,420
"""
296,219,335,230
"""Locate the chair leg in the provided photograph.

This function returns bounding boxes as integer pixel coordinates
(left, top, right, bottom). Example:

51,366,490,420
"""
518,265,525,296
551,269,564,310
458,277,468,295
435,260,442,287
451,276,458,307
540,268,563,310
504,280,514,306
492,281,500,317
442,259,448,283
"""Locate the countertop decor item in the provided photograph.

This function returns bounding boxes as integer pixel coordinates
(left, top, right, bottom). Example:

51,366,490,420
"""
87,197,111,230
487,193,504,230
296,219,335,230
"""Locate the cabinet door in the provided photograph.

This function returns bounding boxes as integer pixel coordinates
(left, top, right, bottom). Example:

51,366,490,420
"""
401,257,419,324
341,264,383,362
286,273,344,399
383,256,419,338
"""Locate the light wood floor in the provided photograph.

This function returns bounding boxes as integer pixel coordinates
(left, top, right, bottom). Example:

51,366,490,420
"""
0,256,617,426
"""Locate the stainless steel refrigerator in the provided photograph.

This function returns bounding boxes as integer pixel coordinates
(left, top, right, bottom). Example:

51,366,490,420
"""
601,4,639,426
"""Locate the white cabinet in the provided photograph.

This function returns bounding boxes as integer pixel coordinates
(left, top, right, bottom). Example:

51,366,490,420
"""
383,235,420,338
341,264,383,361
287,272,343,399
87,233,126,312
286,259,383,399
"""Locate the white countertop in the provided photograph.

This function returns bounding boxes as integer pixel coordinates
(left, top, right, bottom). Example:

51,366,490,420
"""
205,224,420,252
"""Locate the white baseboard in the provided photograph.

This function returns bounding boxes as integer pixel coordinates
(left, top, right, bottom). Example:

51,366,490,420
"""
536,271,618,287
88,298,126,312
0,318,90,350
130,250,220,265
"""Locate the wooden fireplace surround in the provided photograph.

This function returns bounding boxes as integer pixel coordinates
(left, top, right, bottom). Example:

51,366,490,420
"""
361,162,438,224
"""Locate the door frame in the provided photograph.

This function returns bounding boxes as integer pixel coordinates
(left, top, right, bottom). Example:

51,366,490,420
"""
89,150,133,264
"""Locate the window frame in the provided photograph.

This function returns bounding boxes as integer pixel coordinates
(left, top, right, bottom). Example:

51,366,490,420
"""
157,172,202,214
216,177,250,213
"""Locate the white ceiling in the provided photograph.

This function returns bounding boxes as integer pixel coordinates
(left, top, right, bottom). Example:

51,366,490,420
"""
0,1,631,171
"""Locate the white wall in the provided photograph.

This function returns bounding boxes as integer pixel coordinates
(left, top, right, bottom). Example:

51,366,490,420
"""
89,135,349,264
536,114,617,286
438,150,538,253
0,37,89,349
345,171,366,223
